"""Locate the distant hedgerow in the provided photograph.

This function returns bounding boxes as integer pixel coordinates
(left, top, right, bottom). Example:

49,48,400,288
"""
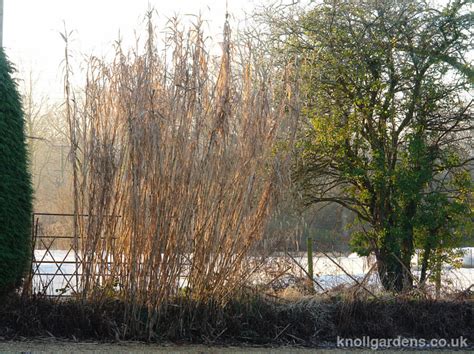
0,48,33,294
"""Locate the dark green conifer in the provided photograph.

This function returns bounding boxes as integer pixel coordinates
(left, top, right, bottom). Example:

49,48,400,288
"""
0,48,33,294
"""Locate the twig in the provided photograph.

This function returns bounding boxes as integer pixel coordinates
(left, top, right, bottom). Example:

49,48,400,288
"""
274,323,291,340
352,262,377,296
286,252,324,291
321,251,377,298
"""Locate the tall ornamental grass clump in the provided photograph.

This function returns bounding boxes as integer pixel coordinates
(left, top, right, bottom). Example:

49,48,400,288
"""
0,49,33,295
64,15,296,336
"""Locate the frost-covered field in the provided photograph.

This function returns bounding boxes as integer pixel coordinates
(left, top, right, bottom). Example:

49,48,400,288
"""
270,251,474,291
32,249,474,296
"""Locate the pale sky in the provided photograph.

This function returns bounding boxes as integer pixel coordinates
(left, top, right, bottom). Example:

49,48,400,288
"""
4,0,259,100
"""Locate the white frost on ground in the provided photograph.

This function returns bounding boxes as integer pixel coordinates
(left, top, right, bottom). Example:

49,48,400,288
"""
31,250,474,296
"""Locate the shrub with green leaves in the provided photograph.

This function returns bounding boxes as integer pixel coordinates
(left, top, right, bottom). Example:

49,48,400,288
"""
0,48,32,294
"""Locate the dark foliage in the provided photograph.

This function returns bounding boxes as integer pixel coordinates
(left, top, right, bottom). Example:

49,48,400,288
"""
0,294,471,347
0,49,33,294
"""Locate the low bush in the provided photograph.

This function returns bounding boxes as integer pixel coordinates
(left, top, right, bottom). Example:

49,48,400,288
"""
0,294,471,347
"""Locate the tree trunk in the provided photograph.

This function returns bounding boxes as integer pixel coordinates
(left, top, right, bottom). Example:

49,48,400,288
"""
399,200,417,291
419,246,431,285
420,227,441,285
376,251,404,292
401,235,414,291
